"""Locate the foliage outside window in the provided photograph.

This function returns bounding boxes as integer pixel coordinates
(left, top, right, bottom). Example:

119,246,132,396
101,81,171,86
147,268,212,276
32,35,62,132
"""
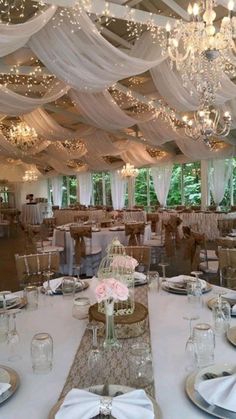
166,164,182,206
182,162,201,206
92,172,112,206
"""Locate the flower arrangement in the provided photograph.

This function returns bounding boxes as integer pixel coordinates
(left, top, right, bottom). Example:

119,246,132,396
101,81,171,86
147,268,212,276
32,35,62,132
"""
96,278,129,303
110,255,138,271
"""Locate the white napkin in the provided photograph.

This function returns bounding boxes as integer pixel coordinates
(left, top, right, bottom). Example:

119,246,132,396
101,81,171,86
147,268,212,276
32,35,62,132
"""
0,293,18,302
43,277,63,293
195,373,236,412
223,292,236,302
55,388,154,419
134,272,146,282
0,383,11,396
168,276,206,289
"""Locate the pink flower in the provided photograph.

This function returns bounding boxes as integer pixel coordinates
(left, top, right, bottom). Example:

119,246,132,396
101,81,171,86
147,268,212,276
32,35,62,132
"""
95,278,129,303
111,255,138,271
112,281,129,301
95,282,107,303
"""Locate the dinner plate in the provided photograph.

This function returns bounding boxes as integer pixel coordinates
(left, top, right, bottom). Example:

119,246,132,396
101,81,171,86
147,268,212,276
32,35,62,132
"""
207,297,236,317
48,385,162,419
162,281,212,295
41,279,89,295
226,326,236,346
186,363,236,418
0,297,26,311
109,226,125,231
0,365,20,405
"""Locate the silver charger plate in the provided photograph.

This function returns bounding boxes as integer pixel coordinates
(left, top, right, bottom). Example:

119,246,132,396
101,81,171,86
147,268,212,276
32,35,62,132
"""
186,363,236,418
0,365,20,405
207,297,236,317
41,279,89,295
48,384,162,419
162,281,212,295
227,326,236,346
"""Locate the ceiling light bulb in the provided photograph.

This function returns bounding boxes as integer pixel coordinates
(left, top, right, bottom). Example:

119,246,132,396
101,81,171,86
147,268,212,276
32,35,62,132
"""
187,3,193,15
192,3,199,16
228,0,234,11
166,22,171,32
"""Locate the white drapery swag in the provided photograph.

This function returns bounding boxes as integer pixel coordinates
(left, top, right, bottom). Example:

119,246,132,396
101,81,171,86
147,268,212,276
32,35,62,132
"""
151,164,173,207
76,172,92,206
209,159,232,206
0,5,56,57
110,171,127,210
29,10,165,92
51,176,63,207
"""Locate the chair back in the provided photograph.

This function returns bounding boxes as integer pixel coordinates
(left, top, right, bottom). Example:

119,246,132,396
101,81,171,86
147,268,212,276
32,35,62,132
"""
218,218,236,237
147,213,159,233
70,226,92,265
74,215,89,223
15,252,60,287
125,246,151,272
43,217,56,237
125,223,145,246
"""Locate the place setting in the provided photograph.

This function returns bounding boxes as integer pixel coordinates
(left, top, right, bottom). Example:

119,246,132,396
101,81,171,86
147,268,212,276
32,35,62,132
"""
161,271,213,295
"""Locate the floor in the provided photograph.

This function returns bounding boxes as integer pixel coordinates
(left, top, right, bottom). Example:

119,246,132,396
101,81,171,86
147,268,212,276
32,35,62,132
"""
0,227,220,293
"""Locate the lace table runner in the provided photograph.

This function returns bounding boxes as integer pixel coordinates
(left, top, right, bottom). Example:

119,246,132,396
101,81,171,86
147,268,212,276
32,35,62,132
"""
60,285,155,399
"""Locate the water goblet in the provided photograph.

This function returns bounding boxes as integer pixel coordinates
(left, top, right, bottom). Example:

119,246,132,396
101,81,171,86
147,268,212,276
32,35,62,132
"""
8,309,21,361
87,323,104,384
158,262,169,291
212,293,231,335
43,269,55,295
147,271,159,291
183,315,199,372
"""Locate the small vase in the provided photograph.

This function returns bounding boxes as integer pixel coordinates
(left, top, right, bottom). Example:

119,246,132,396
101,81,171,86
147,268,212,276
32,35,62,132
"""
103,299,121,349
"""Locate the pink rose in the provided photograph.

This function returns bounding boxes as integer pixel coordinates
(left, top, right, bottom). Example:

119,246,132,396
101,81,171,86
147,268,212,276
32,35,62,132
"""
112,281,129,301
95,282,107,303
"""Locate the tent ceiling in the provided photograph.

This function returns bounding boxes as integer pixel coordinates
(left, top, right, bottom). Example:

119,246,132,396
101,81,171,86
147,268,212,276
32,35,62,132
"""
0,0,235,178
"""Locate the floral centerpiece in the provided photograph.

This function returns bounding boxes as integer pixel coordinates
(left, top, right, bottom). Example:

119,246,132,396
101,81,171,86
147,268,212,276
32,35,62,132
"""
96,278,129,348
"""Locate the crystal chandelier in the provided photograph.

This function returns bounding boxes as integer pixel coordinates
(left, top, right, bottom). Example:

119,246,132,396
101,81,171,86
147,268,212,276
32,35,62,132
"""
182,106,232,147
165,0,236,105
2,121,39,154
118,163,139,178
22,169,38,182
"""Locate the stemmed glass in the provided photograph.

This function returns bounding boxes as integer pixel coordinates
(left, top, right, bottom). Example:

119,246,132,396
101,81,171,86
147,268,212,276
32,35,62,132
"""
0,291,11,310
43,269,55,295
158,262,169,291
8,309,21,361
183,315,199,372
87,323,104,383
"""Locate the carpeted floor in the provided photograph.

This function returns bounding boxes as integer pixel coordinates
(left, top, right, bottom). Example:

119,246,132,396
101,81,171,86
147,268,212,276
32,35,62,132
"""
0,228,220,293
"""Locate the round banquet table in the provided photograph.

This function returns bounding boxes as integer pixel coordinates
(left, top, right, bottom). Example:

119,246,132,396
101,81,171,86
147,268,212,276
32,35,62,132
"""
1,282,236,419
52,224,152,276
20,204,43,225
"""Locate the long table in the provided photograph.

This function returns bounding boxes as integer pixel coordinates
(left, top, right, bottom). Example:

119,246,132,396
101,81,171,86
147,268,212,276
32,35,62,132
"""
1,282,236,419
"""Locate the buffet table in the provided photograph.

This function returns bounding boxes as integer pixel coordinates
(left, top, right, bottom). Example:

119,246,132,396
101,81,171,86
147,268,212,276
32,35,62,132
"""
158,210,236,240
53,224,152,275
1,282,236,419
20,204,43,225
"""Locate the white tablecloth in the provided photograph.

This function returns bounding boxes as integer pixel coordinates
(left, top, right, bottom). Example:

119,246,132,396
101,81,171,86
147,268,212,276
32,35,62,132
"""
21,204,43,225
158,211,236,240
1,283,235,419
53,225,152,275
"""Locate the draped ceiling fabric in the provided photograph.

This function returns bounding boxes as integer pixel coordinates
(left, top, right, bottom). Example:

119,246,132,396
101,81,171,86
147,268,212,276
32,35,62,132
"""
151,164,173,207
110,170,127,210
51,176,63,207
209,159,233,206
76,172,92,206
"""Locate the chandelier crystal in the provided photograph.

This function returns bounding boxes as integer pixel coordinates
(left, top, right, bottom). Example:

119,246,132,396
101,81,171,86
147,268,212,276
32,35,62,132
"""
118,163,139,178
2,121,39,154
165,0,236,105
22,169,38,182
182,106,232,148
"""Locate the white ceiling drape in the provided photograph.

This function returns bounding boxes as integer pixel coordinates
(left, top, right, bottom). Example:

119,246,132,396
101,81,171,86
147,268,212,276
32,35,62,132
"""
0,6,56,57
29,10,166,92
0,81,68,116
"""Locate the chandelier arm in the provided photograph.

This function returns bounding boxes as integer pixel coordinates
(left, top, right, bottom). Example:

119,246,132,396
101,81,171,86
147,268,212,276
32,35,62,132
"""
167,45,191,64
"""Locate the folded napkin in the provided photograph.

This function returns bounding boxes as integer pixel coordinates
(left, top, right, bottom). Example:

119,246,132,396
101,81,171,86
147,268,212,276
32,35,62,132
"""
0,293,18,302
43,277,63,293
134,272,146,282
0,383,11,396
55,388,155,419
195,372,236,412
223,292,236,302
168,276,206,289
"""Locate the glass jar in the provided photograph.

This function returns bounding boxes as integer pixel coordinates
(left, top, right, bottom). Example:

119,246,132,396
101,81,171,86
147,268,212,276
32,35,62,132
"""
72,297,90,320
129,343,153,389
31,333,53,374
193,323,215,368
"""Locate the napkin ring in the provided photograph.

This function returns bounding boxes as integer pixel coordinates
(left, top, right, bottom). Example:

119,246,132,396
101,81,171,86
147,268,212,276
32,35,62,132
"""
99,396,113,416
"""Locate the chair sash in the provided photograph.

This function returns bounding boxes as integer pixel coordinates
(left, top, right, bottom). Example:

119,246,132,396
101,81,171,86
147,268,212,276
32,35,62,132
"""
125,223,145,246
164,216,182,257
70,227,92,265
147,213,159,233
182,227,205,270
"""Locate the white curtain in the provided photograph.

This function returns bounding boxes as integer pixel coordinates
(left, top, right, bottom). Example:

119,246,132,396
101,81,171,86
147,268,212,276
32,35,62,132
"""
0,5,56,57
51,176,63,207
151,164,173,207
76,172,92,206
110,171,127,210
0,81,68,116
29,10,165,92
209,159,232,206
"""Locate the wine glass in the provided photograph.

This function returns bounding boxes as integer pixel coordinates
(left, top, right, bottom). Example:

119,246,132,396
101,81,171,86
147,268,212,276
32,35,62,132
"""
87,323,104,383
212,293,231,335
183,315,199,372
43,269,55,295
0,291,11,310
8,310,21,361
158,261,169,291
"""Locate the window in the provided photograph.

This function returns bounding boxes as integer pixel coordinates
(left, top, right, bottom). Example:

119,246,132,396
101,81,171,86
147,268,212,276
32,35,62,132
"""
182,162,201,205
166,164,182,206
92,172,112,206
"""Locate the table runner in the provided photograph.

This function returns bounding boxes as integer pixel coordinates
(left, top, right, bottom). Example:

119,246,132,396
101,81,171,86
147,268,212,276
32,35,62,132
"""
60,285,155,400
